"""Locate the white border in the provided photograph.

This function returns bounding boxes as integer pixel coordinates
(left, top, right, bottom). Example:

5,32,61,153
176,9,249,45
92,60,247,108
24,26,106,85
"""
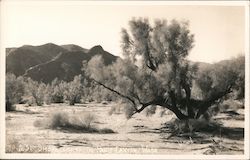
0,1,249,159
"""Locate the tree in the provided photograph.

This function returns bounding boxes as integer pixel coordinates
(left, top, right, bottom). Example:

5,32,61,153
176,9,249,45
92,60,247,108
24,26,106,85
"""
44,84,53,105
64,75,83,105
25,78,46,106
6,73,25,111
50,78,65,103
85,18,244,120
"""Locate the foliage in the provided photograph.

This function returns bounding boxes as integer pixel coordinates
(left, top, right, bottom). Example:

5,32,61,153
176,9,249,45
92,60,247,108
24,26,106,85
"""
49,111,70,129
195,55,244,100
25,78,46,106
43,84,53,105
78,112,96,128
164,118,222,137
85,18,244,121
34,111,114,133
6,73,25,111
63,75,83,105
50,78,65,103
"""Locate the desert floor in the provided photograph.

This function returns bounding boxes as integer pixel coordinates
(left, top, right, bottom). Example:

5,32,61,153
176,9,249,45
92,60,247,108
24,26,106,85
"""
5,102,244,154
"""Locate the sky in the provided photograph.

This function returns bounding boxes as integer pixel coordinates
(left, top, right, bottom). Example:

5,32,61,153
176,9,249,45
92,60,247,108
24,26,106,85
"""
1,1,246,63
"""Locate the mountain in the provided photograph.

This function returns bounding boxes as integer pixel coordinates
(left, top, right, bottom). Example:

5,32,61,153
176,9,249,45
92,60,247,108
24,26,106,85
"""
61,44,89,53
6,43,68,76
6,43,118,83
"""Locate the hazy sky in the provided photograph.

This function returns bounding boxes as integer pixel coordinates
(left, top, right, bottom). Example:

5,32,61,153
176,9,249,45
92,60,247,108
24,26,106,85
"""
1,1,246,63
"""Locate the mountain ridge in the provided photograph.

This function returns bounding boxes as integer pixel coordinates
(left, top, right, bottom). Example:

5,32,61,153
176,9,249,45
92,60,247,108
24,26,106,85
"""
6,43,118,83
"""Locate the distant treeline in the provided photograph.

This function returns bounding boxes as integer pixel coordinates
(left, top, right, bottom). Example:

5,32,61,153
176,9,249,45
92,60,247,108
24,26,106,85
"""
6,74,118,111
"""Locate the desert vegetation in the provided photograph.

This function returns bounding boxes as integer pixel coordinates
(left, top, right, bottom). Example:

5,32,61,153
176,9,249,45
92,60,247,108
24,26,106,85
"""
5,18,245,154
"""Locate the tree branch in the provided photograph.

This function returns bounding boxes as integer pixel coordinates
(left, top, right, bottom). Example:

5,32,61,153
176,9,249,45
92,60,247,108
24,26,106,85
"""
195,84,234,119
92,79,137,109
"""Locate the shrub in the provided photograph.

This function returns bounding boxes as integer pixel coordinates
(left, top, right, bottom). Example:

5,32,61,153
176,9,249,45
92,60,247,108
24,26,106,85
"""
50,79,66,103
25,79,46,106
165,118,222,136
81,112,96,128
6,74,25,111
63,75,83,105
123,103,136,119
34,111,114,134
34,111,70,129
49,112,69,129
44,84,52,105
219,99,244,112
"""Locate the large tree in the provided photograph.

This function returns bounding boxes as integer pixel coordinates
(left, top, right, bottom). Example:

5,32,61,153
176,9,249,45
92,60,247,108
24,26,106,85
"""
84,18,244,120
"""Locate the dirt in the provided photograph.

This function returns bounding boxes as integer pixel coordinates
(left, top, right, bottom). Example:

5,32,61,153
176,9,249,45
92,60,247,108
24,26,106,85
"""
5,103,244,154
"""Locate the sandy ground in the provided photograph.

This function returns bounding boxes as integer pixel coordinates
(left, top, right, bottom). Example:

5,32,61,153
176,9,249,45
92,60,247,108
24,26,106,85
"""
5,102,244,154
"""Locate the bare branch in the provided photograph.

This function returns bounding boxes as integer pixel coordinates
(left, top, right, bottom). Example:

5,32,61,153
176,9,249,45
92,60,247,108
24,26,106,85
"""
92,79,138,110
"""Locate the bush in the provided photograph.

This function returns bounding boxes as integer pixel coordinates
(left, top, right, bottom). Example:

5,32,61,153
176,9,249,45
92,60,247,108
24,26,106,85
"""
34,111,114,134
6,74,25,111
219,99,244,111
81,112,96,128
25,79,46,106
51,86,65,103
123,103,136,119
49,112,70,129
44,85,52,105
72,112,96,129
63,75,83,105
165,118,222,136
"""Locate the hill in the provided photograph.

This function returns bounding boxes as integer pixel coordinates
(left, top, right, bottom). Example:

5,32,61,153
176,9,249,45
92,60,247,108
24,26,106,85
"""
6,43,118,83
6,43,68,76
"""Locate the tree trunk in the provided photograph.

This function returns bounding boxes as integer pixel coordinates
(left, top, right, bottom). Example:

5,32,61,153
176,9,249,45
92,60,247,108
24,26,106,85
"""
160,92,188,120
168,106,189,120
182,83,195,118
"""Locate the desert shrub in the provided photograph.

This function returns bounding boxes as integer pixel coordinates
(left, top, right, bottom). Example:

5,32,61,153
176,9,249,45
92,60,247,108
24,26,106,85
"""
6,73,25,111
51,85,64,103
49,112,70,129
123,103,136,119
77,112,96,128
63,75,83,105
25,78,46,106
43,84,52,105
34,111,70,129
50,78,65,103
165,118,221,136
205,99,244,118
217,99,244,113
34,111,114,134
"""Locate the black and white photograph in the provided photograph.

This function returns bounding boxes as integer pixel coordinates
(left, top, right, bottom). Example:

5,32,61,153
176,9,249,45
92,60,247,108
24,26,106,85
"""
0,0,249,159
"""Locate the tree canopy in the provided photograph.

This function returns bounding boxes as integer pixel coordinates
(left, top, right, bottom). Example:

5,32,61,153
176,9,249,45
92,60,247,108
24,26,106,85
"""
85,18,244,120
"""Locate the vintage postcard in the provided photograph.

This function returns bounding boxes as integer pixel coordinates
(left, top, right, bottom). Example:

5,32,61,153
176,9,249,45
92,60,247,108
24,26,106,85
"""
0,0,249,159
